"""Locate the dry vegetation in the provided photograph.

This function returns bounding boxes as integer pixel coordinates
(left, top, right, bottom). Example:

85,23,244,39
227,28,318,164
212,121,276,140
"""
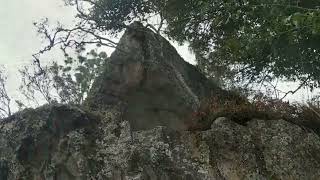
189,91,320,135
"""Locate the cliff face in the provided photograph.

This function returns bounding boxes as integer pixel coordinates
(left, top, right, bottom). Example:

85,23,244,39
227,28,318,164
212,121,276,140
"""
1,23,320,180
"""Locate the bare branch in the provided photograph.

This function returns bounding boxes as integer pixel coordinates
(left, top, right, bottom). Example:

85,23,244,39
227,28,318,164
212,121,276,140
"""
157,14,165,34
280,76,311,100
32,18,119,67
19,65,55,105
0,69,11,118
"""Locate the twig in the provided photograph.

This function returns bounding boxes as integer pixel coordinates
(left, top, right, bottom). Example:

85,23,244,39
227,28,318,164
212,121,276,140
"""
280,76,310,100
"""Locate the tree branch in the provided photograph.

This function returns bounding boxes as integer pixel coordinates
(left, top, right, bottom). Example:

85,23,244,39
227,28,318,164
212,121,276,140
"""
280,76,311,100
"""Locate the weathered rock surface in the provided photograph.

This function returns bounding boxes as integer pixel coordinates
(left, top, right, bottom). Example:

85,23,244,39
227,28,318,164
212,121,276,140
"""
1,105,320,179
1,23,320,180
86,22,222,131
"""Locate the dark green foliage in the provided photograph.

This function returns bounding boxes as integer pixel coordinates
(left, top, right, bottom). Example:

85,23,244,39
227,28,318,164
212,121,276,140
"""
61,0,320,89
160,0,320,87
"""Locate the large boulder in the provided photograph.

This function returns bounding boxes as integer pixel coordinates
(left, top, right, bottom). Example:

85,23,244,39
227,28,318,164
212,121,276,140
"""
204,117,320,179
0,105,96,180
1,105,320,179
86,22,222,131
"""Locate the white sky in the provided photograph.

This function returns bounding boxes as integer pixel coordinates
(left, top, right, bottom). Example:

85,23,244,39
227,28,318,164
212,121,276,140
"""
0,0,195,111
0,0,317,112
0,0,74,64
0,0,77,110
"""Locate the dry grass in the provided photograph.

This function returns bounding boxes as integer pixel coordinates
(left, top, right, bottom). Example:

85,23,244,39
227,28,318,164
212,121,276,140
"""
188,91,320,135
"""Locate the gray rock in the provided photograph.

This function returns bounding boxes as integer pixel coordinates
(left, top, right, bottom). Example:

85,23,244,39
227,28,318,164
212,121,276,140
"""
203,118,320,179
1,23,320,180
85,22,222,131
0,104,213,179
2,105,320,179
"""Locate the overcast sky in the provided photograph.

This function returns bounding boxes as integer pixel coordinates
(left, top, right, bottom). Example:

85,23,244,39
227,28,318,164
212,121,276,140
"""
0,0,74,65
0,0,317,112
0,0,196,110
0,0,76,110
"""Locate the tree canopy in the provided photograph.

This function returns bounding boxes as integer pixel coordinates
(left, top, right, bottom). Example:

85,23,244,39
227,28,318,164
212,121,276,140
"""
35,0,320,93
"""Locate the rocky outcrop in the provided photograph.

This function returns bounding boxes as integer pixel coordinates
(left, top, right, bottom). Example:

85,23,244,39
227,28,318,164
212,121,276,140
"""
1,23,320,179
1,105,320,179
85,22,222,131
